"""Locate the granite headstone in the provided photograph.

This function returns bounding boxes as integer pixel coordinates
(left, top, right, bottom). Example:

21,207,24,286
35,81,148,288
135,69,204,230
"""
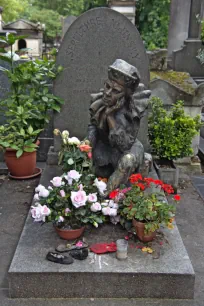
62,15,77,37
54,7,150,151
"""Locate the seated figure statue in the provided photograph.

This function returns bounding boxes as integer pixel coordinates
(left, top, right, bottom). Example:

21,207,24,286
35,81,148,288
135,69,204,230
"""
88,59,151,195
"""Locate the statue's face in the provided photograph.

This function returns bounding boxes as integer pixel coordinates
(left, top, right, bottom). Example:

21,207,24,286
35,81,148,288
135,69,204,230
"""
103,79,125,107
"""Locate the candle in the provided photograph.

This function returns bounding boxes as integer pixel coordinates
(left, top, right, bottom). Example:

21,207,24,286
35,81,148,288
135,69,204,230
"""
116,239,128,260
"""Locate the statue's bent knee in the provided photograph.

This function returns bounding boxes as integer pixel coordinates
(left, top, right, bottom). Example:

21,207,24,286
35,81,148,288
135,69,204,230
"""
118,153,136,173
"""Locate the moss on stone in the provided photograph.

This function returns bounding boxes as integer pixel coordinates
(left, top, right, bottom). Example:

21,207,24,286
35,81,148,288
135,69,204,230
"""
150,71,196,95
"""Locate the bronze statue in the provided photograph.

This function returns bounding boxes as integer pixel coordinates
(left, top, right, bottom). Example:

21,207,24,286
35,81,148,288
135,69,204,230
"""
88,59,151,195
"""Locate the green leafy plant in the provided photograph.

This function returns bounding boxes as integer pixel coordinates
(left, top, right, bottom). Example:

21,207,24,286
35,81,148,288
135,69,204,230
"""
148,97,202,161
136,0,171,50
119,174,179,234
0,33,63,157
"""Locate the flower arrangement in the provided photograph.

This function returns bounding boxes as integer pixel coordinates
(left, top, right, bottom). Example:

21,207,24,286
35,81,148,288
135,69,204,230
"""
110,174,180,235
54,129,92,174
31,170,121,229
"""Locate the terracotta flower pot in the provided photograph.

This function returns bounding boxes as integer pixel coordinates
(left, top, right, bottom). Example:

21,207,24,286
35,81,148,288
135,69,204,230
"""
4,140,39,177
54,226,85,240
132,219,156,242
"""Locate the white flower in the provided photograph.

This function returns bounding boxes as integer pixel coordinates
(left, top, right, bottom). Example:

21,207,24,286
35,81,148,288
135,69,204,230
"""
39,188,50,198
109,208,117,217
94,178,107,195
71,190,87,208
50,176,63,187
88,193,98,203
90,202,102,212
58,216,64,222
31,204,51,222
48,186,53,190
68,137,80,146
108,200,118,209
93,222,98,228
62,130,69,138
65,170,81,185
34,193,40,201
35,184,46,193
102,207,111,216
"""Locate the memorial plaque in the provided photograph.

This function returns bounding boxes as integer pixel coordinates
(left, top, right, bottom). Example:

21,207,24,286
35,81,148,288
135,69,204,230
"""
54,8,150,151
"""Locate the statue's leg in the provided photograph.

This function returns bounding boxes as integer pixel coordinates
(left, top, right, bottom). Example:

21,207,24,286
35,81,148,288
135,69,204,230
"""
105,139,144,194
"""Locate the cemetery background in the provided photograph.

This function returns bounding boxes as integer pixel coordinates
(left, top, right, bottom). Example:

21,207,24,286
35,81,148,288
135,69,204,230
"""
0,1,204,305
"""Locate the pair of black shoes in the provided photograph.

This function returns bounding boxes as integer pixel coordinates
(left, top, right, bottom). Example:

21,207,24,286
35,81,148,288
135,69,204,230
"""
46,248,89,265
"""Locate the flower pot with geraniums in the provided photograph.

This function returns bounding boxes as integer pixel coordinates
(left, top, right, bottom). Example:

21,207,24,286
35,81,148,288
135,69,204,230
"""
148,97,202,189
31,131,121,239
0,33,64,177
115,173,180,242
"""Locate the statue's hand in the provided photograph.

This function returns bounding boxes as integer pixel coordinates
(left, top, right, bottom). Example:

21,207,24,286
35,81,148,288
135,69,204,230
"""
133,83,151,100
105,99,124,116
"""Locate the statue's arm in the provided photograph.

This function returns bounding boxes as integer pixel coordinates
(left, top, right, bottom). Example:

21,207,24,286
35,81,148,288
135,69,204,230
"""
88,123,98,148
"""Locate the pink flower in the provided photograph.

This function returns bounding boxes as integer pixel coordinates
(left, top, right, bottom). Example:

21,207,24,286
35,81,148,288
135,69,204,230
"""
102,207,111,216
65,208,71,213
60,190,66,197
65,170,81,185
31,204,51,222
71,190,87,208
34,193,39,201
88,193,97,203
87,152,92,159
90,202,101,212
35,184,46,193
76,241,83,247
39,188,50,198
50,177,63,187
58,216,64,222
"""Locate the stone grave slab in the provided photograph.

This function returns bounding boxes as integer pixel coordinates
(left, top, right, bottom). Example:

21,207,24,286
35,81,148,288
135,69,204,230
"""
54,8,150,153
8,166,195,299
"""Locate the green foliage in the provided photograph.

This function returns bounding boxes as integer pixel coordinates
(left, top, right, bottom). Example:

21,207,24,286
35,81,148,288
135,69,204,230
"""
0,0,28,23
0,33,63,157
120,184,176,234
148,97,202,160
136,0,171,50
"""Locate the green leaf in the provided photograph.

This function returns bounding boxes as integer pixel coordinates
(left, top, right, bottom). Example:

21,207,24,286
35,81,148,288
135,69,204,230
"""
23,147,36,153
28,126,33,134
16,149,23,158
68,158,74,165
42,96,48,102
0,55,12,64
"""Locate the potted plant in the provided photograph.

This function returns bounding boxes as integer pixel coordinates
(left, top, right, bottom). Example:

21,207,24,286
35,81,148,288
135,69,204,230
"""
31,131,120,239
115,173,180,242
148,97,202,188
0,33,63,177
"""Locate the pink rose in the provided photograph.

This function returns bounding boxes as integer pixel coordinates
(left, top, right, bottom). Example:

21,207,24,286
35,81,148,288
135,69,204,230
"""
65,170,81,185
60,190,66,197
34,193,39,201
58,216,64,222
90,202,101,212
50,177,63,187
39,188,50,198
31,204,51,222
65,208,71,213
35,184,45,193
88,193,97,203
87,152,92,159
102,207,111,216
71,190,87,208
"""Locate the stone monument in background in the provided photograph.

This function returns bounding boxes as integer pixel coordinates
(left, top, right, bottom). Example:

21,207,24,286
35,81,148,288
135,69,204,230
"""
53,7,150,158
62,15,77,38
171,0,204,83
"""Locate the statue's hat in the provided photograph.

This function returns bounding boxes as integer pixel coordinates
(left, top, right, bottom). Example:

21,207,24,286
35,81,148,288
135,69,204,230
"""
108,59,140,89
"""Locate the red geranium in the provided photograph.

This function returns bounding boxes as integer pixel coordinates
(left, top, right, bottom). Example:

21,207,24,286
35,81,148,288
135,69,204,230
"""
137,183,145,191
109,190,119,199
129,173,142,183
174,194,181,201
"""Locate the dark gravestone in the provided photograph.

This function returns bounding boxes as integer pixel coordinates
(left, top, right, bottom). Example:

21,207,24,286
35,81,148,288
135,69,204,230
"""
54,8,150,152
62,15,77,37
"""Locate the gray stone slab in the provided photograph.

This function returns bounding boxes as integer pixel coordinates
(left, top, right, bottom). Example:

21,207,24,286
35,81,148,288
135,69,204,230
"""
167,0,191,62
54,7,150,152
62,15,77,37
8,165,195,299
